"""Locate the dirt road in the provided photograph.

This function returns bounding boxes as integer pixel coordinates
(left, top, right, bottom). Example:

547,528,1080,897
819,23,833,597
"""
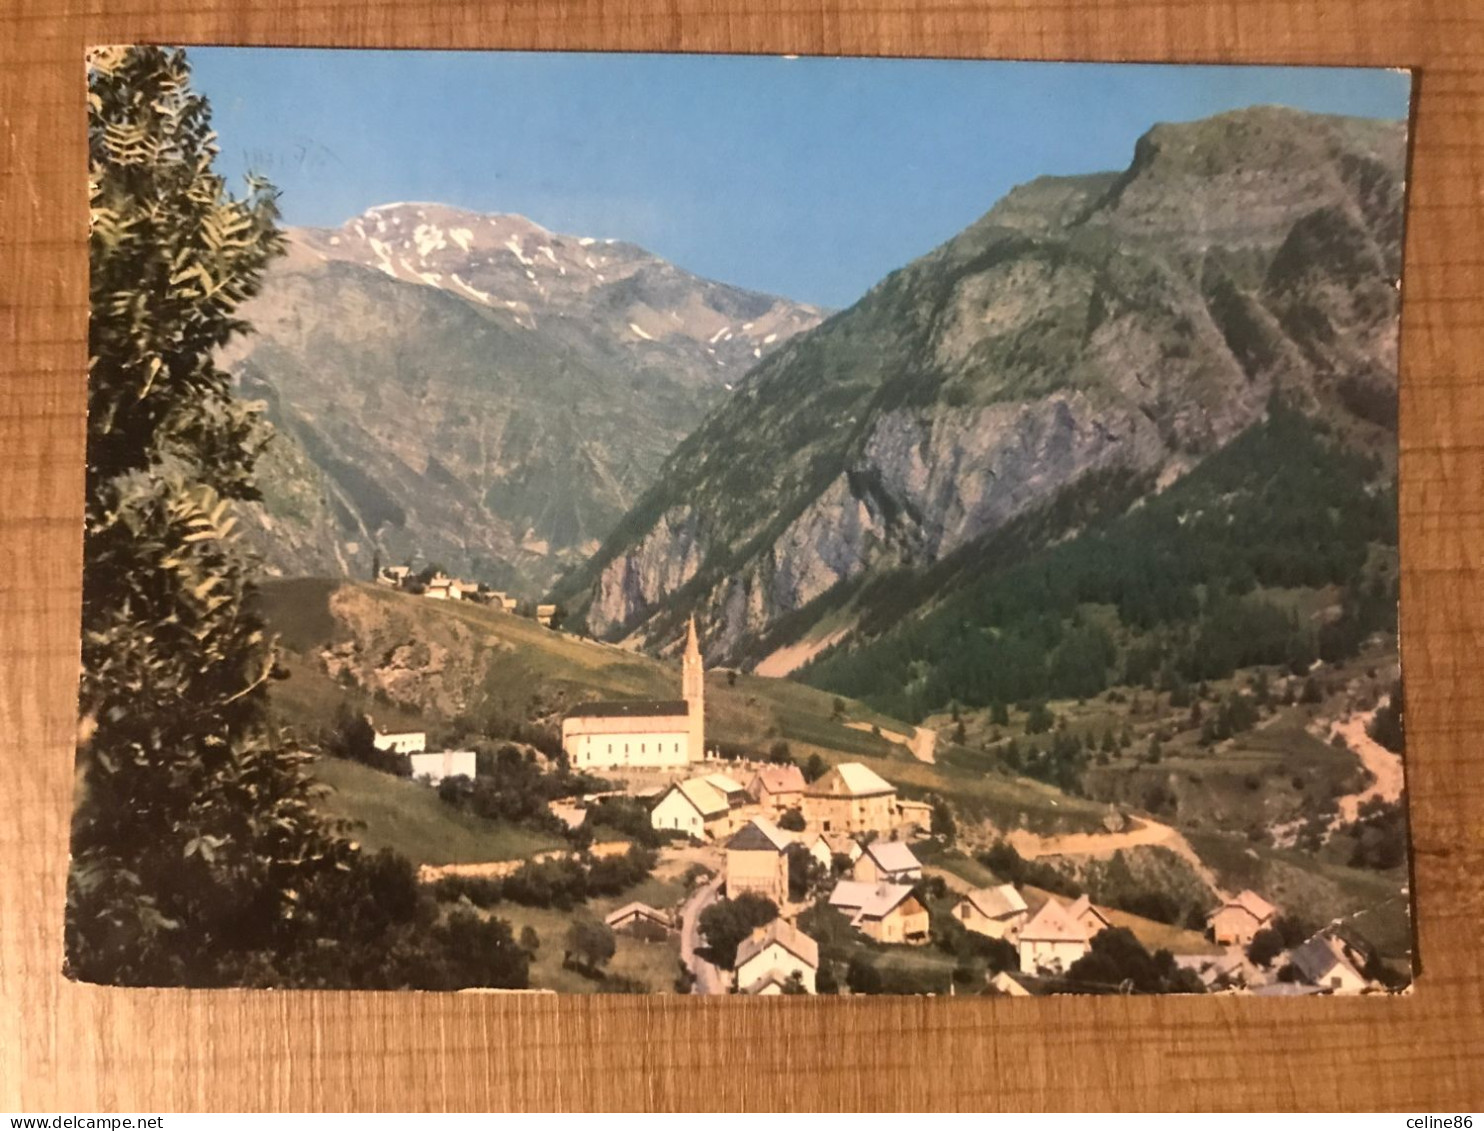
678,875,728,995
1329,703,1406,829
1006,818,1225,898
843,720,937,763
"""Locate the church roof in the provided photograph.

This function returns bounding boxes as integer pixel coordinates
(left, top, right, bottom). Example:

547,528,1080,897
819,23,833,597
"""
565,699,689,720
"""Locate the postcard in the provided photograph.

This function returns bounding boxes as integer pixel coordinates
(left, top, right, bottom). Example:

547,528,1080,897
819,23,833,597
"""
71,45,1413,996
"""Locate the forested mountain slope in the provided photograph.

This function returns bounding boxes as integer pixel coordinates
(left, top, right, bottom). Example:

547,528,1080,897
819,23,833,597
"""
553,107,1405,687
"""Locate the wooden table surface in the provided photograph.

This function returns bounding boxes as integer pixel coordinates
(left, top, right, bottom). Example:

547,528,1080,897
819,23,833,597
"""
3,0,1482,1113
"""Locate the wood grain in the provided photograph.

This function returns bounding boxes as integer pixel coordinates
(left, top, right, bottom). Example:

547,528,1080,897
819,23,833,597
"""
3,0,1482,1112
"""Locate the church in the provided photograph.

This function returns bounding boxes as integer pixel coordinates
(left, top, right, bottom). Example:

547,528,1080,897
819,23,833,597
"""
560,617,706,770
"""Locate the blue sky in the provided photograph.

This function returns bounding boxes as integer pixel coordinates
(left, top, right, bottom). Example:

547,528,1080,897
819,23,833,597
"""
191,49,1410,308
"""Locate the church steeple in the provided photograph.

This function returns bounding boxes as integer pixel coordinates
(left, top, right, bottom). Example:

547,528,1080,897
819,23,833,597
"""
682,615,705,762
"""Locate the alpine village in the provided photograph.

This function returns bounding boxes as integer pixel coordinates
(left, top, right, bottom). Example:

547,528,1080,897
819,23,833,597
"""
73,47,1411,998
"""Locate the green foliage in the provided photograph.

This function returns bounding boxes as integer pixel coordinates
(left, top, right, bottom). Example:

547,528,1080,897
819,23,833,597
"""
1065,927,1205,994
565,918,617,970
70,46,339,986
1247,927,1284,967
976,840,1082,899
1344,799,1408,871
68,49,529,990
1368,681,1405,755
802,407,1396,723
433,844,659,912
324,702,408,775
438,744,574,838
697,894,778,969
582,795,665,848
930,796,957,844
786,843,827,901
777,808,807,833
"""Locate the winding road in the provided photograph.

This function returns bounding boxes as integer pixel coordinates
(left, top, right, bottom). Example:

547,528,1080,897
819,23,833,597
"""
678,875,728,995
1006,818,1225,899
1328,702,1406,829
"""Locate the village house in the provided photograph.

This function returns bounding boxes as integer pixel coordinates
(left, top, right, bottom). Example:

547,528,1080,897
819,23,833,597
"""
852,840,923,885
1208,890,1278,946
953,883,1030,942
747,764,806,816
828,880,930,946
701,772,750,810
894,797,935,833
733,918,820,995
1068,895,1113,938
372,729,427,755
1175,951,1248,991
1288,931,1369,992
377,565,411,589
603,902,675,942
725,818,793,906
650,778,730,840
408,749,476,785
807,832,861,873
1017,897,1094,974
987,970,1035,997
536,603,558,627
804,762,897,835
562,618,706,769
423,572,454,600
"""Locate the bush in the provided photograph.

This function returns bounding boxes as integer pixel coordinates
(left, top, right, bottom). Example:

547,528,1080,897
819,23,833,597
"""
1066,928,1205,994
565,917,616,971
778,808,807,832
1247,927,1284,967
698,894,778,969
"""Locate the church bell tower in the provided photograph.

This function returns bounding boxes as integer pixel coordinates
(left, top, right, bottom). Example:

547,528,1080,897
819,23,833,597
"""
683,615,705,762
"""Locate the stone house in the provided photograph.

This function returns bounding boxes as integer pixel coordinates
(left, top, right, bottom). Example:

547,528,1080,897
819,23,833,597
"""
725,818,793,906
804,762,897,835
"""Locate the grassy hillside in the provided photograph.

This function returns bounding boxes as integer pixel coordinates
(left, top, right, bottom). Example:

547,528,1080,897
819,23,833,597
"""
311,757,563,865
261,579,1112,835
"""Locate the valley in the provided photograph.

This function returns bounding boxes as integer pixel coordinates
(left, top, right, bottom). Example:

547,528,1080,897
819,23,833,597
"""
244,106,1410,996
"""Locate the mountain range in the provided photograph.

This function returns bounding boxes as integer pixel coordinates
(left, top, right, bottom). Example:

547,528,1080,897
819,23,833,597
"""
223,202,825,589
551,106,1406,672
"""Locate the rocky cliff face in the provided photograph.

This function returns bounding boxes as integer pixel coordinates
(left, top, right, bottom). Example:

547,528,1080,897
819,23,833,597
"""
558,107,1406,665
223,204,825,592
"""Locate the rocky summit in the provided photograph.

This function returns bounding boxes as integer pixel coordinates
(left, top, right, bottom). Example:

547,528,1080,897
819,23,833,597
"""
553,107,1406,667
222,203,825,591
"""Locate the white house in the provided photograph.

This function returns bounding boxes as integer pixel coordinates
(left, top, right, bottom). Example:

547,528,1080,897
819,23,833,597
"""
373,729,427,755
1017,898,1093,974
408,749,476,785
1288,932,1370,993
650,778,730,839
734,918,819,995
